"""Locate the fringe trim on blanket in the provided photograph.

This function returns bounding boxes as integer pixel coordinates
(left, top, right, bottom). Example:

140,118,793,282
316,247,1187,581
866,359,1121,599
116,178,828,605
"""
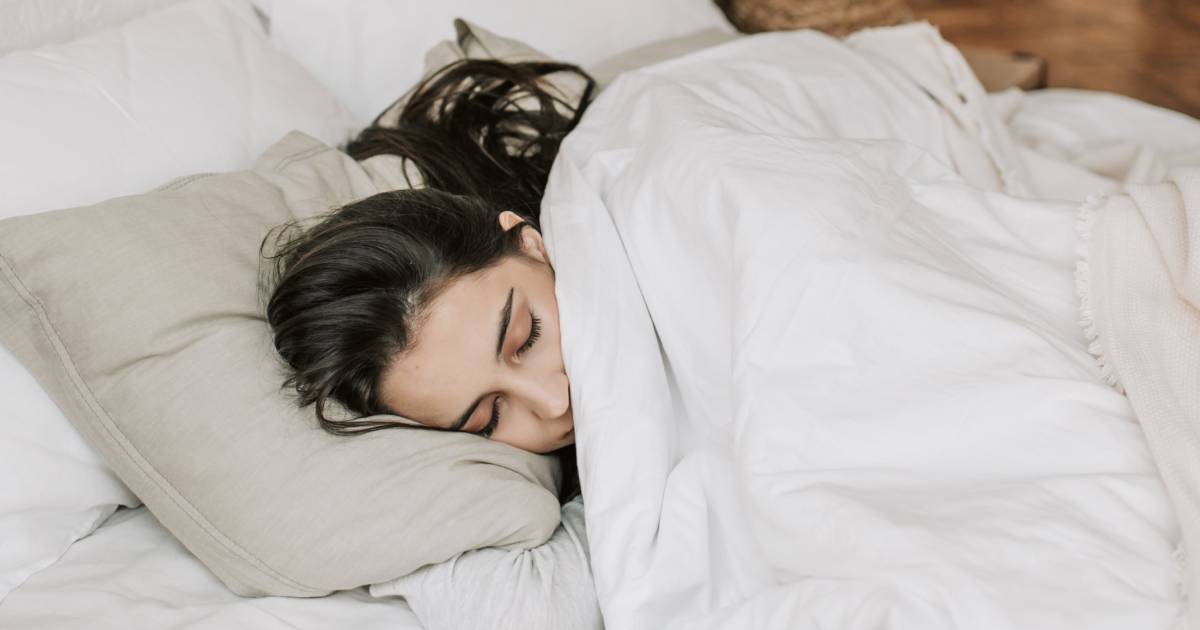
1073,193,1125,394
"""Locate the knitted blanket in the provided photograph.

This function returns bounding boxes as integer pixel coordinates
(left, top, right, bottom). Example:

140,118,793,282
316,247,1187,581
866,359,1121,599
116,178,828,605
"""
1077,166,1200,629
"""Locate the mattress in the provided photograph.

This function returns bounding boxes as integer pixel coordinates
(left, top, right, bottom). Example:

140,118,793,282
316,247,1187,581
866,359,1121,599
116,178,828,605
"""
0,507,423,630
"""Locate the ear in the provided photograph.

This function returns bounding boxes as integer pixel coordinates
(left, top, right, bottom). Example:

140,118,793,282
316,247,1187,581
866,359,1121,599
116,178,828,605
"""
498,210,549,264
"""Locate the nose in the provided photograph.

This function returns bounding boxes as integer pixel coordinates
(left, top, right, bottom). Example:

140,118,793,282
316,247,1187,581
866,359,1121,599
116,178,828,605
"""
510,369,570,421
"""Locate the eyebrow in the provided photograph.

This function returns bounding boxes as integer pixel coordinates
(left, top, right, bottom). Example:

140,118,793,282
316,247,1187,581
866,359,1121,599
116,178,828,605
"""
449,287,515,432
495,287,514,362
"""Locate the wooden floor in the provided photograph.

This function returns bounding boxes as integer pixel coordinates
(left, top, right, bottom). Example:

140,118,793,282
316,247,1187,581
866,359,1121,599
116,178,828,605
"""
909,0,1200,119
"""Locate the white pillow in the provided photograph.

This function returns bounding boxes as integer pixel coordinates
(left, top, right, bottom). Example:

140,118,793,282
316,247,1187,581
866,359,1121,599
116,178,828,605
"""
0,0,357,218
0,0,357,601
0,0,183,54
0,349,138,601
264,0,736,124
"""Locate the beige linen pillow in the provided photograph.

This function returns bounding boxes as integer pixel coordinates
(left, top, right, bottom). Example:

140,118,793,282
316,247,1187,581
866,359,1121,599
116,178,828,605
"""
372,18,741,142
0,131,562,598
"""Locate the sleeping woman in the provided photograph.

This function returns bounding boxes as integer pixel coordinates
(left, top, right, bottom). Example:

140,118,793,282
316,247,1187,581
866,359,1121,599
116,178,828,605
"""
259,59,601,629
257,39,1188,628
263,59,589,475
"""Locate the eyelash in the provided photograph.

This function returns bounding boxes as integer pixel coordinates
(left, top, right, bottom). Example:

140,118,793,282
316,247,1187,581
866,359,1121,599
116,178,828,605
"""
480,311,541,438
516,312,541,357
480,399,501,438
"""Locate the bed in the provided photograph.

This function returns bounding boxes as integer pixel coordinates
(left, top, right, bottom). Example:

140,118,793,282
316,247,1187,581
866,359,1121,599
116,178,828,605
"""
3,1,1199,629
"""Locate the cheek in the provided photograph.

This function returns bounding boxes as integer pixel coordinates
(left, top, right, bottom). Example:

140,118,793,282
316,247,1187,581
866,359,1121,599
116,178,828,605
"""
496,413,552,453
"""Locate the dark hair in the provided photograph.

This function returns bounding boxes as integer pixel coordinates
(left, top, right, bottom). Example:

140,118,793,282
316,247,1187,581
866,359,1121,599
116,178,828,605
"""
260,189,527,432
259,58,595,503
346,58,596,229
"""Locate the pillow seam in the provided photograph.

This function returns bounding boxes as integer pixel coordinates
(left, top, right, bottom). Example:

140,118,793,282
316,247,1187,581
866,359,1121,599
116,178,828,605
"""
0,249,322,594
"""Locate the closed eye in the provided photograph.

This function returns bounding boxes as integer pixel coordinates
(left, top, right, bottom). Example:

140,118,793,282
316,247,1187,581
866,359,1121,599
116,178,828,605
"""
515,311,541,357
478,397,501,438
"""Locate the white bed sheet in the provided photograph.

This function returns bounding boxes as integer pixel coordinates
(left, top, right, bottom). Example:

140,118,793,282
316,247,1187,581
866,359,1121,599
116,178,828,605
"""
0,507,422,630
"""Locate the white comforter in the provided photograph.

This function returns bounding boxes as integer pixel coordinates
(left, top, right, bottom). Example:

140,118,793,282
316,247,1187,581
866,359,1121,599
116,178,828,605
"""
541,29,1183,629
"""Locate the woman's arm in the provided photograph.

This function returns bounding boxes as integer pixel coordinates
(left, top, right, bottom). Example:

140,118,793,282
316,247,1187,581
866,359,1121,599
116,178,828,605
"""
370,495,602,630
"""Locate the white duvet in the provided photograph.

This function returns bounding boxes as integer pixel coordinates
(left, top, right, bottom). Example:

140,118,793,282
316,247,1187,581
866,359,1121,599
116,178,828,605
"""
541,29,1183,629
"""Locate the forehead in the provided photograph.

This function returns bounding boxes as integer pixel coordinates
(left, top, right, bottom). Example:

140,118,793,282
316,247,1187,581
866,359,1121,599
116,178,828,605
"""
379,257,527,419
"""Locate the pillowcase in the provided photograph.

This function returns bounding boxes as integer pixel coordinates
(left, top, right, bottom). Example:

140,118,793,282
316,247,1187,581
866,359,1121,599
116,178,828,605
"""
0,348,138,601
0,0,356,219
0,130,563,597
263,0,736,124
0,0,359,601
0,0,181,54
587,27,742,90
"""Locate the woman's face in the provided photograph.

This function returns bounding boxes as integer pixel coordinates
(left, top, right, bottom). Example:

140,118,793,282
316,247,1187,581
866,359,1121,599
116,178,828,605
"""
378,212,573,454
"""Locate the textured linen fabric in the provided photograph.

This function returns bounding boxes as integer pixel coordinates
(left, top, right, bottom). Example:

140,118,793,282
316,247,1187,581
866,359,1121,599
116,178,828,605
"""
586,28,742,91
1077,166,1200,629
371,496,602,630
0,131,563,598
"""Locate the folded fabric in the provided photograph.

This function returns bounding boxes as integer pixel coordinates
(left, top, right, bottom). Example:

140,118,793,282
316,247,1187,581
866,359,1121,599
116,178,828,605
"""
371,495,601,630
1077,166,1200,628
